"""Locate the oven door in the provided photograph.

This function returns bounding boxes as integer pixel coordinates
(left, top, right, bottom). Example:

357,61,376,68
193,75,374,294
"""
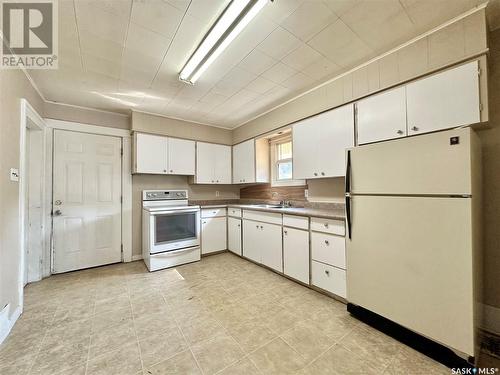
149,208,200,254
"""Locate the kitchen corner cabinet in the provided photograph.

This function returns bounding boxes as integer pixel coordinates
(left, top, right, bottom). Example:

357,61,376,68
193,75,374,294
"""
201,215,227,254
133,132,195,175
293,104,354,179
194,142,232,184
232,138,269,184
357,87,407,145
227,217,242,255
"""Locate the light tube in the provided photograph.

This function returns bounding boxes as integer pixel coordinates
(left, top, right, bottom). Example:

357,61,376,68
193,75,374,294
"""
179,0,268,84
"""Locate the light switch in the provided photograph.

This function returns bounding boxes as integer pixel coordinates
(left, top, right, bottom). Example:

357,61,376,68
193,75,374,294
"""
10,168,19,182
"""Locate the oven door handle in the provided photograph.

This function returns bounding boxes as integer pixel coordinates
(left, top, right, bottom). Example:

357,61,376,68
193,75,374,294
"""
154,247,198,256
149,208,200,215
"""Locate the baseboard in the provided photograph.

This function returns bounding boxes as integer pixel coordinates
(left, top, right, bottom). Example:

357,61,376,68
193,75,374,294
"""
131,254,143,261
0,304,22,344
482,304,500,335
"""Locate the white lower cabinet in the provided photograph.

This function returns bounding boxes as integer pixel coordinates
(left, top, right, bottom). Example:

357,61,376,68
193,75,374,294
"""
243,220,261,263
260,223,283,272
201,216,227,254
242,219,282,272
227,217,242,256
283,227,309,284
311,261,346,298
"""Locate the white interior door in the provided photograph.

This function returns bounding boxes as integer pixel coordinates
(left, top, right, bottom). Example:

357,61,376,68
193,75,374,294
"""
53,130,122,273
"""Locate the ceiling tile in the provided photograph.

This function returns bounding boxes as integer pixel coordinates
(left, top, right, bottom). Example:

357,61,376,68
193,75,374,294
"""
237,49,277,75
79,30,123,63
281,43,323,71
165,0,191,13
256,26,302,60
130,0,183,39
212,67,257,96
340,0,414,51
125,22,171,60
83,54,121,80
323,0,361,17
281,1,337,41
301,56,342,81
246,76,277,94
200,91,229,106
260,0,303,24
281,72,315,91
308,19,373,67
122,47,163,76
261,61,298,84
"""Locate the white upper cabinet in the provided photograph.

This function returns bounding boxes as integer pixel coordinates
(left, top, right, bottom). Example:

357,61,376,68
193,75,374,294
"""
135,133,168,174
168,138,195,175
357,87,407,145
134,133,195,175
293,104,354,179
195,142,232,184
406,61,481,136
232,138,270,184
233,139,255,183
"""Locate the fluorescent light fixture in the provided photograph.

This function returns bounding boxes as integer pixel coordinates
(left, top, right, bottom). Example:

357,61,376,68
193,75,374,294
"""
179,0,268,84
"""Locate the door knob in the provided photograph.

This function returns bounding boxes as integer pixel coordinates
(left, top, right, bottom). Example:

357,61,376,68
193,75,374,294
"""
53,209,62,216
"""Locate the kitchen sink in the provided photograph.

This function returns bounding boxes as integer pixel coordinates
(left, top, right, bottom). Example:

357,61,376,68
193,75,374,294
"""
254,204,286,208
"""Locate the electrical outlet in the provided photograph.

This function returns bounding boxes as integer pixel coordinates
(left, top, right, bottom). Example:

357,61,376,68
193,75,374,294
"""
216,191,220,197
10,168,19,182
304,189,309,198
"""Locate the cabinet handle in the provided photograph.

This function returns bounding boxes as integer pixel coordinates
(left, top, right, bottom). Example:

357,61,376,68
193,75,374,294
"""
325,270,330,276
256,225,259,228
163,169,167,173
284,230,288,235
411,126,419,131
202,221,206,224
260,226,263,229
324,240,329,245
324,223,329,228
216,180,219,183
211,180,214,183
170,169,173,173
397,130,404,135
212,211,216,214
321,172,325,176
237,224,240,227
314,172,318,176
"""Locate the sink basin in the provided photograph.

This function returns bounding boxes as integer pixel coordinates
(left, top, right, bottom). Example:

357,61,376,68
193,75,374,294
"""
255,204,284,208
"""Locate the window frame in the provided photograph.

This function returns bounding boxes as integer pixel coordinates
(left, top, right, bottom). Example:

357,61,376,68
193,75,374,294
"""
270,135,305,187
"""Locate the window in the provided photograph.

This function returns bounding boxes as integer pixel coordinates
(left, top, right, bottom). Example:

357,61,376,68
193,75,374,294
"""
270,136,305,187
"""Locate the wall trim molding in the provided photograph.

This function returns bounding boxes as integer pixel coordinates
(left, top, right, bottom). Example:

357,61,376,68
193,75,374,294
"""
0,305,22,345
45,119,131,138
132,110,233,131
45,100,130,118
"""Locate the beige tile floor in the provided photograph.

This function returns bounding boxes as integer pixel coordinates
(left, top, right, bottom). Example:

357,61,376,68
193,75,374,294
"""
0,252,452,375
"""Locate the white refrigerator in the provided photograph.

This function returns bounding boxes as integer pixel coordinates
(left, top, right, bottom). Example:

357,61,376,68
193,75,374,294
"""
345,127,481,359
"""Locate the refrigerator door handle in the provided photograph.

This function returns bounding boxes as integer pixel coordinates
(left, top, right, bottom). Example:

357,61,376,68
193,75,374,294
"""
345,150,351,194
345,195,352,239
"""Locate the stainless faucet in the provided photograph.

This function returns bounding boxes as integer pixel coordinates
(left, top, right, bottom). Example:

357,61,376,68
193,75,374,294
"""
279,200,291,207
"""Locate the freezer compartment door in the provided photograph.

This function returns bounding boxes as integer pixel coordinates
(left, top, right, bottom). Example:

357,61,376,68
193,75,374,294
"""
346,196,474,356
348,128,473,195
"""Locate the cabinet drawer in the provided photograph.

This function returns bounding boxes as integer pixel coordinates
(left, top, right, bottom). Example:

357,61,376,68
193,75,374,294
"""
201,208,226,218
311,217,345,235
283,215,308,230
311,261,346,298
228,207,242,218
243,210,282,225
311,232,345,269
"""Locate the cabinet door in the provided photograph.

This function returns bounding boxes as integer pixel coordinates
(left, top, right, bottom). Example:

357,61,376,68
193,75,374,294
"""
233,139,255,183
243,220,261,263
135,133,168,174
196,142,215,183
228,217,242,256
283,227,309,284
406,61,480,135
316,104,354,177
168,138,195,175
357,87,407,145
201,217,227,254
292,118,318,179
214,144,232,184
260,223,283,272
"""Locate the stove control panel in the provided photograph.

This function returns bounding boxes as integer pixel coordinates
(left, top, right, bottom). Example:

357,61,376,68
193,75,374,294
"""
143,190,188,201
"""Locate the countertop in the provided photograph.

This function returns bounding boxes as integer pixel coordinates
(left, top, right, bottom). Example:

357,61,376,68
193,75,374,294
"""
197,204,345,220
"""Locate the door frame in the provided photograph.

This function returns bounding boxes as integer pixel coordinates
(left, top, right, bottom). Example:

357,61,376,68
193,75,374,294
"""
19,99,49,303
45,119,133,267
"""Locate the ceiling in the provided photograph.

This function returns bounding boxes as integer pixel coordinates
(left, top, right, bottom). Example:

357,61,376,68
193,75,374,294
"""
30,0,485,129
